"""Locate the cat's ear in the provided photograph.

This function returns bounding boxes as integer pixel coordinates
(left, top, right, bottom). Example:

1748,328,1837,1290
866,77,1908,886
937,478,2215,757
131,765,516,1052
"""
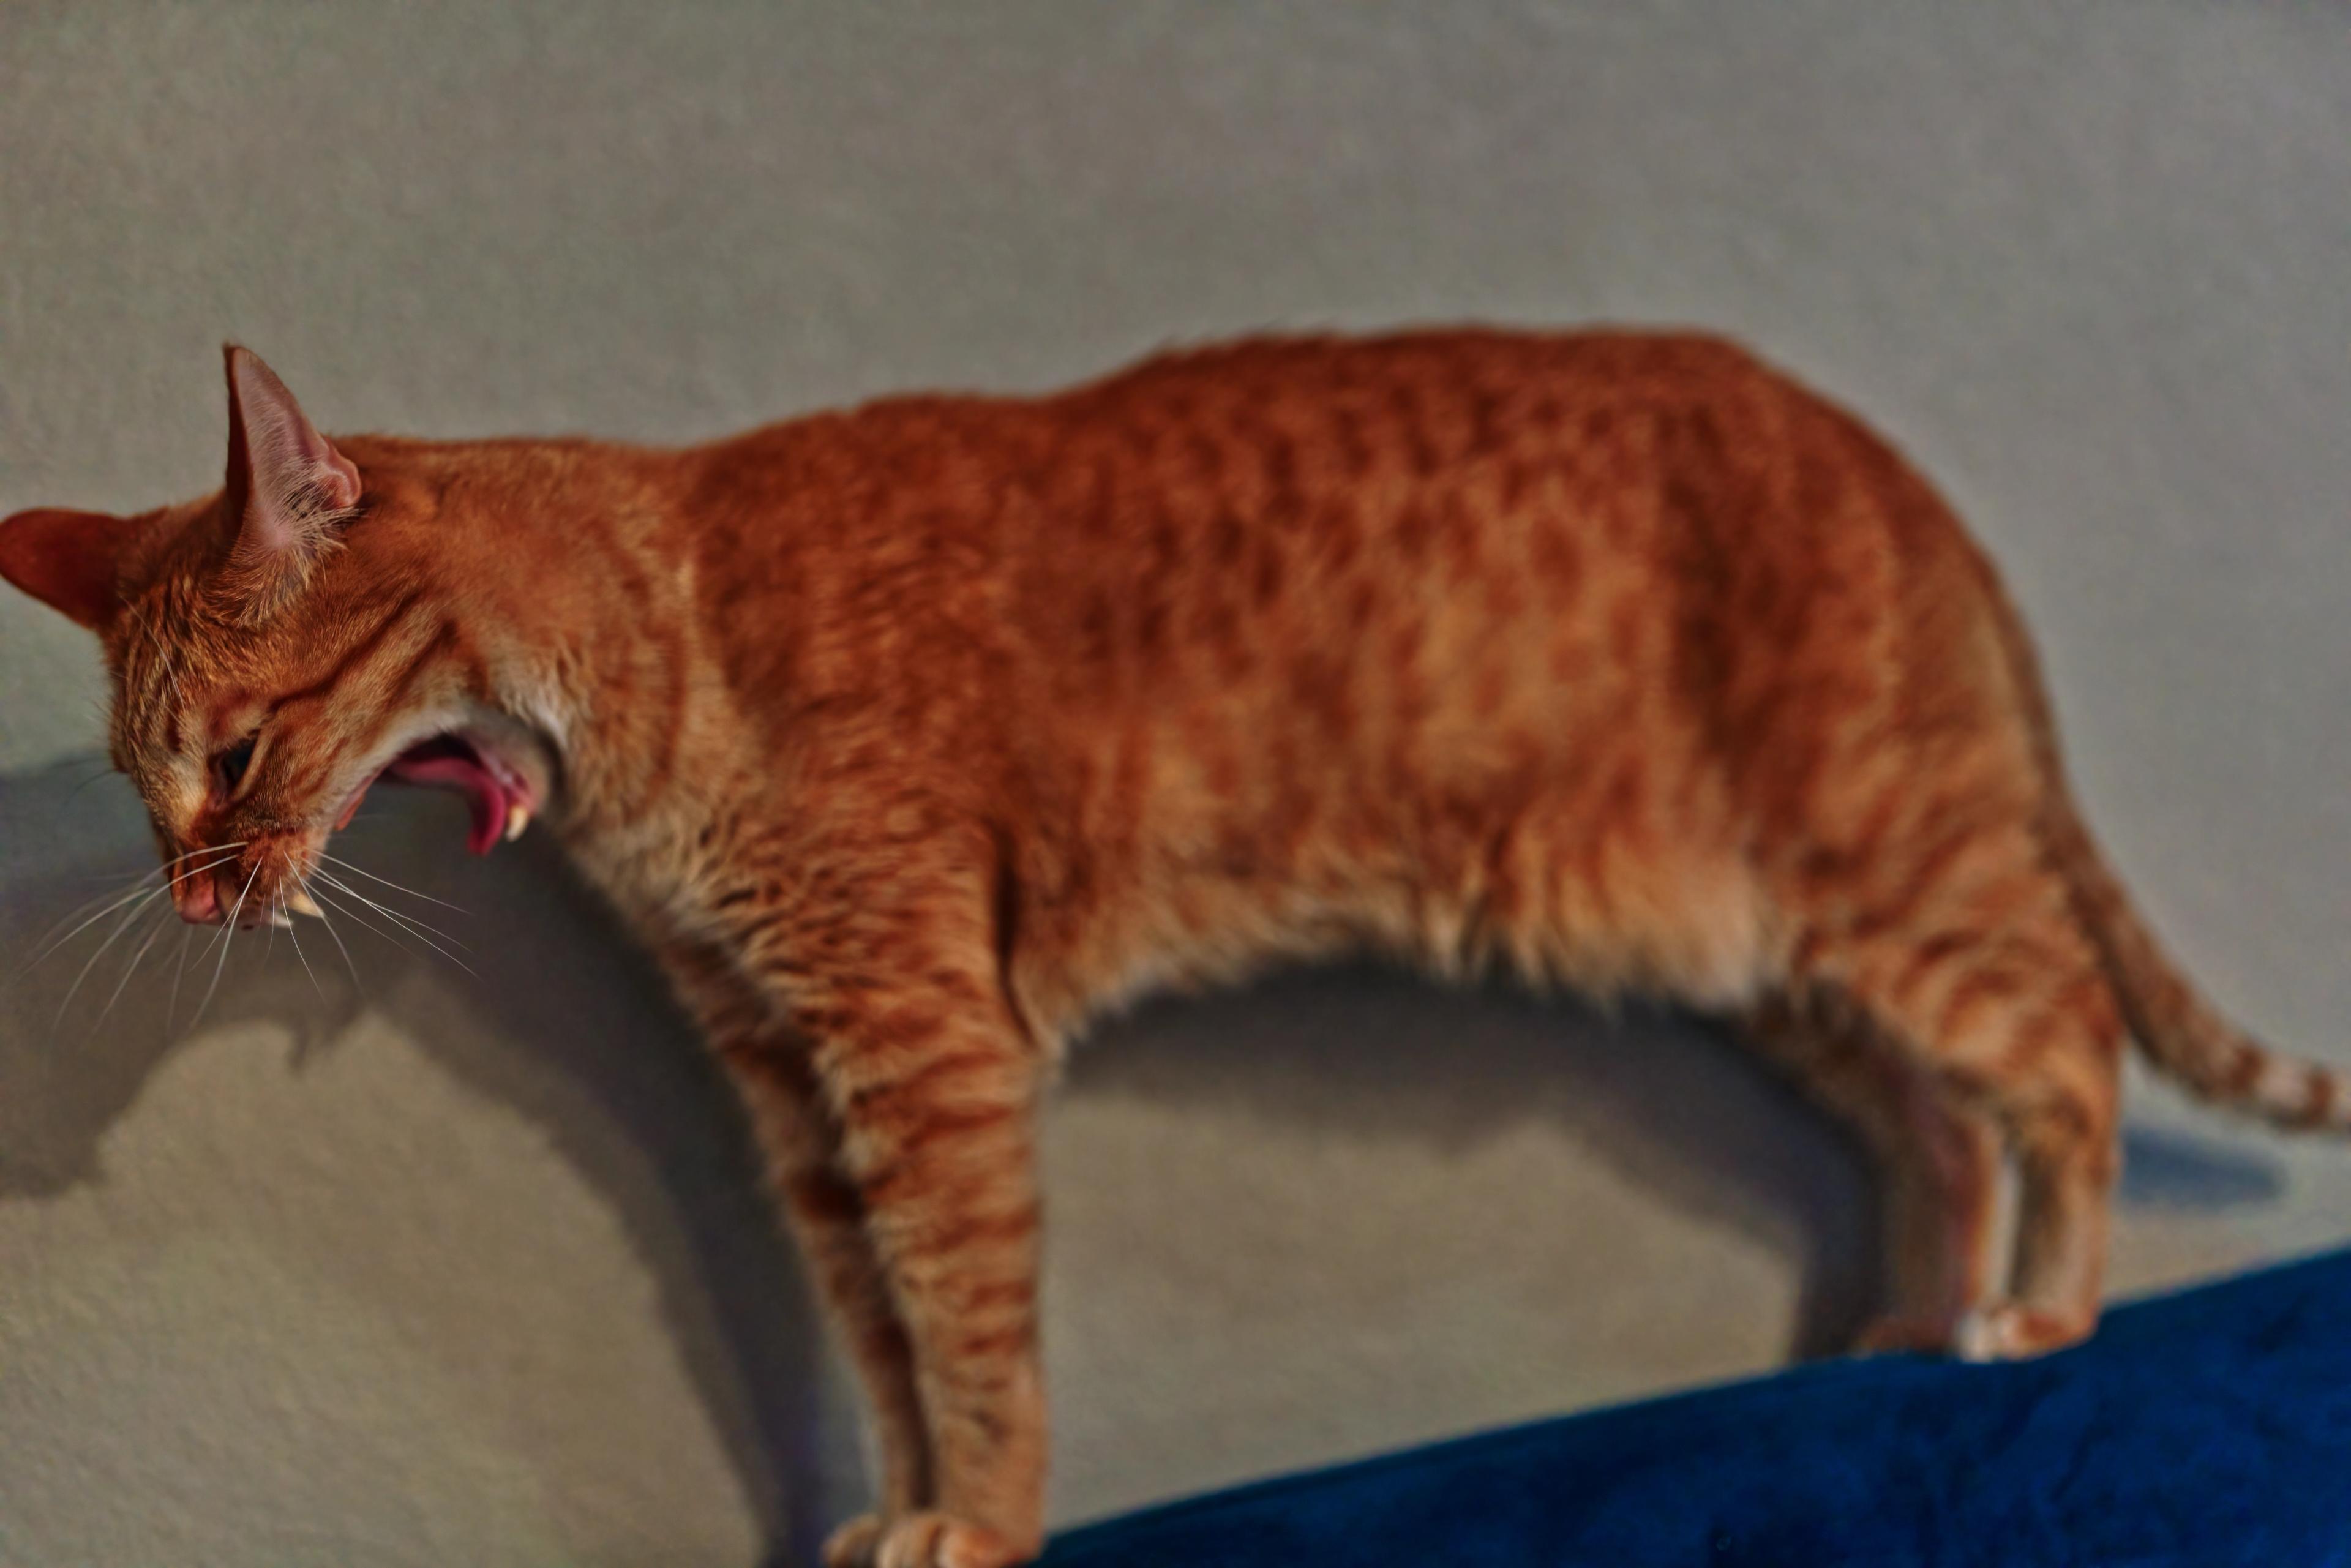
0,507,140,632
217,345,361,617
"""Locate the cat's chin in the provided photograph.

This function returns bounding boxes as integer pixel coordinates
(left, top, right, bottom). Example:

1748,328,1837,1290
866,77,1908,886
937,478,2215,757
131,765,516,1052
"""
342,720,552,856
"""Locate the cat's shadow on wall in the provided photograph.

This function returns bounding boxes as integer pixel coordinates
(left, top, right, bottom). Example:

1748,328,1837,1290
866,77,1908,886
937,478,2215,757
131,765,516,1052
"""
0,754,2282,1564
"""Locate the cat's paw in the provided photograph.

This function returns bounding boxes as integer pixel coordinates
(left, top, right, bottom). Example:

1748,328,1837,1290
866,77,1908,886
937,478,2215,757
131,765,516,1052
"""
823,1511,1033,1568
1952,1302,2094,1362
1854,1302,2099,1360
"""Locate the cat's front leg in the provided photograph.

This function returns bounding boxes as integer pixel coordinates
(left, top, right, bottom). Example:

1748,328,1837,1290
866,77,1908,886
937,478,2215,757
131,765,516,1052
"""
657,936,934,1518
724,844,1050,1568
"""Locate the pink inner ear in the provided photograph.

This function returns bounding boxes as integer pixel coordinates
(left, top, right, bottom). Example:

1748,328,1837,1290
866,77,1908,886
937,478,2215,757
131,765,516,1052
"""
225,347,361,561
0,508,134,631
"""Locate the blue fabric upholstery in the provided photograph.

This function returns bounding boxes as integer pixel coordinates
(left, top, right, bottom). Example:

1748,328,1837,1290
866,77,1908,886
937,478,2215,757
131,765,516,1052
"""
1042,1250,2351,1567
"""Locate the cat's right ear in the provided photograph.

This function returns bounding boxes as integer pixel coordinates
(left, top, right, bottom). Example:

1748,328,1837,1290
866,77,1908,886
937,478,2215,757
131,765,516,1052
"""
217,345,362,619
0,506,139,632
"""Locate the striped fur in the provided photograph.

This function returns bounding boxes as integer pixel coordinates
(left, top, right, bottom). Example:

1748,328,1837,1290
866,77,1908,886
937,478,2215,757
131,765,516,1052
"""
4,329,2338,1567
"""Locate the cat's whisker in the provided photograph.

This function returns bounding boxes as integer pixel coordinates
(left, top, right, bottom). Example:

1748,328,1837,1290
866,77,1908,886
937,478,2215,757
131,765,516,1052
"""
52,885,170,1028
163,924,193,1038
181,877,245,1002
88,901,173,1037
187,865,261,1031
282,888,327,1001
168,841,253,880
298,872,362,991
82,840,251,908
24,856,201,966
30,842,248,975
62,864,171,887
28,872,162,958
189,889,238,973
314,852,469,915
308,869,470,954
308,883,476,977
309,872,474,970
150,841,253,920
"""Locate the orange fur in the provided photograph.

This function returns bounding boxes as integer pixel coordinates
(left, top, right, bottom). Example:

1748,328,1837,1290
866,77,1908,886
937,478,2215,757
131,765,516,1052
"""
4,329,2337,1566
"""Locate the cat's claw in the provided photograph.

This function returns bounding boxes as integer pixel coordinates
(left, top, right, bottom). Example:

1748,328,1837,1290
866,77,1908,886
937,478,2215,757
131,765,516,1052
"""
823,1511,1031,1568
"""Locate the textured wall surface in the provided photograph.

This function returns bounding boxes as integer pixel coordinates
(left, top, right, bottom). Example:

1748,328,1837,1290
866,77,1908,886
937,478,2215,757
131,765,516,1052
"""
3,3,2349,1563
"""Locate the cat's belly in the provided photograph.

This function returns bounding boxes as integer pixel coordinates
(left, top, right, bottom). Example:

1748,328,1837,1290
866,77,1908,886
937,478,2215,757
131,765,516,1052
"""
1009,771,1780,1051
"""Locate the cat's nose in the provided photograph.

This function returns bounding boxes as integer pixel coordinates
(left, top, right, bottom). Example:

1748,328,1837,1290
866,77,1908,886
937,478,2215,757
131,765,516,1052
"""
173,865,222,925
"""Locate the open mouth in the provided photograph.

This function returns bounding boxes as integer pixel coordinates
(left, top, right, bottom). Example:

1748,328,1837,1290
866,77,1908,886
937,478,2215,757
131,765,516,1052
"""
337,729,541,855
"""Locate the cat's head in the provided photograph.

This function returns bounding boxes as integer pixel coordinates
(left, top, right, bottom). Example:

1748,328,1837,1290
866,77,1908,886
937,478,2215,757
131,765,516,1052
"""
1,348,555,928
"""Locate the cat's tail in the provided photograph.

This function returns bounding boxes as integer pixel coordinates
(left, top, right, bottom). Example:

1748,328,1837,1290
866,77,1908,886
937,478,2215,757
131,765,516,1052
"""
1982,566,2351,1131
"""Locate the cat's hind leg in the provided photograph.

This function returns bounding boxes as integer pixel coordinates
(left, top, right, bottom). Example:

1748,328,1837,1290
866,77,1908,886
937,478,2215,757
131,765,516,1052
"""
1790,831,2125,1360
1743,990,2006,1354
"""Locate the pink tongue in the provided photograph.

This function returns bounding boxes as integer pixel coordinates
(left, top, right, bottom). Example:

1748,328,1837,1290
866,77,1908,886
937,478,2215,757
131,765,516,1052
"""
385,752,510,856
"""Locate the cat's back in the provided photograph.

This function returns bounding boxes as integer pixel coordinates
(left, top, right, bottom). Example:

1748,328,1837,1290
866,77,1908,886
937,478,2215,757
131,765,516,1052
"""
983,328,1821,700
673,327,1775,677
675,326,1971,778
691,325,1785,551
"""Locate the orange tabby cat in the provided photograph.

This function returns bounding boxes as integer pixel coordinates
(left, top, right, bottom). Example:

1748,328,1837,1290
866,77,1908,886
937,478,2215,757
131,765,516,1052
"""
4,332,2338,1566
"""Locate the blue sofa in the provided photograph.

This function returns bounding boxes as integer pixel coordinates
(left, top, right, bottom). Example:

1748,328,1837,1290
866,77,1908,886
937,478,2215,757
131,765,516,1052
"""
1043,1250,2351,1566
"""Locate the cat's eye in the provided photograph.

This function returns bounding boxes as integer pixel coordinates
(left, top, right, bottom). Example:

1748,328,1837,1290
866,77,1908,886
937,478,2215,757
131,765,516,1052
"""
214,735,259,797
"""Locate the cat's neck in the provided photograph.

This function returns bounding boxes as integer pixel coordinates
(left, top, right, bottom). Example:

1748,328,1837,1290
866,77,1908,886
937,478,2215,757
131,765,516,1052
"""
381,433,744,857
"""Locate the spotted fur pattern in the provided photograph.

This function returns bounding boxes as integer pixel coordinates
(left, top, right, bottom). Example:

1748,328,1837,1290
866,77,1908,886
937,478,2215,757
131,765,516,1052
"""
4,330,2338,1567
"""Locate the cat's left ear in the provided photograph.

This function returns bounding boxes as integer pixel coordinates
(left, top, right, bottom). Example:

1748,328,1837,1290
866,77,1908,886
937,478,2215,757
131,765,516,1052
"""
217,345,362,617
0,507,141,632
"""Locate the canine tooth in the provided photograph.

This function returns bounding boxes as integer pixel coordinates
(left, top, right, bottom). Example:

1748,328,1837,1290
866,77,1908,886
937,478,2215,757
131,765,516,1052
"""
285,887,324,919
264,909,293,929
505,802,531,842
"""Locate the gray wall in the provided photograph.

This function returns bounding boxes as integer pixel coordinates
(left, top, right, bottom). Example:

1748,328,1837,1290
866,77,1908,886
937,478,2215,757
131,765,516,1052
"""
4,3,2350,1564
